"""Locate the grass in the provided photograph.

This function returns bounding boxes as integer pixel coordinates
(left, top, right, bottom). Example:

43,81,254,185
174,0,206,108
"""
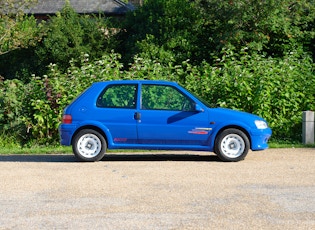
0,145,72,155
0,135,72,154
268,139,315,148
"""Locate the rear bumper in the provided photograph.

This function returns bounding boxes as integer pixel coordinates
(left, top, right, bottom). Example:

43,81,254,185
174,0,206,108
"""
59,124,76,146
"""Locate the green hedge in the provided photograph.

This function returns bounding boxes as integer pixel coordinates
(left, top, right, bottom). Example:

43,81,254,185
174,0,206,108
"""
185,48,315,140
0,49,314,146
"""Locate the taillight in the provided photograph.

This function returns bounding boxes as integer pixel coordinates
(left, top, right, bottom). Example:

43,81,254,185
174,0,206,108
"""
62,114,72,124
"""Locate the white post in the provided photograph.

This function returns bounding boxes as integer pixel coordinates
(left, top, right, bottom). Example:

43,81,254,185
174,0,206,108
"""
302,111,314,144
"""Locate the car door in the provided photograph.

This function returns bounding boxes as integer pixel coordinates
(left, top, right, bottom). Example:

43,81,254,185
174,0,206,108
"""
96,83,138,144
136,84,211,147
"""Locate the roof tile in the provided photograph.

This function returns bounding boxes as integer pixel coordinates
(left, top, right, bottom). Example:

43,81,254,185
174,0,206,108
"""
25,0,134,15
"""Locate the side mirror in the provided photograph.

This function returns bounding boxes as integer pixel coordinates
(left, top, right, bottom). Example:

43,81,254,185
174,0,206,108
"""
195,104,204,112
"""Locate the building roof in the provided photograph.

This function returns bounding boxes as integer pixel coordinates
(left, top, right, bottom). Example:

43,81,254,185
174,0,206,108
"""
24,0,135,15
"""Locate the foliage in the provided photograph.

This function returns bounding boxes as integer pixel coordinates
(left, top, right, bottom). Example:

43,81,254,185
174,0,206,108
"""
194,0,315,58
0,1,117,81
118,0,205,65
0,1,43,80
0,77,28,145
0,14,41,55
35,1,117,73
185,47,315,140
120,0,315,65
0,0,40,55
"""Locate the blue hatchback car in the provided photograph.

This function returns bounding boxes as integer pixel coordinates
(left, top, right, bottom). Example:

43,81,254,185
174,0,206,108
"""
59,80,271,162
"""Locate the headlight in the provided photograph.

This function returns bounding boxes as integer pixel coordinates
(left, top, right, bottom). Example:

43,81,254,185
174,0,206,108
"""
255,120,268,129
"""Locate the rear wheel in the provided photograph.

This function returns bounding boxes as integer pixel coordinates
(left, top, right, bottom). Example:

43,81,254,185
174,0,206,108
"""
215,128,249,162
72,129,107,162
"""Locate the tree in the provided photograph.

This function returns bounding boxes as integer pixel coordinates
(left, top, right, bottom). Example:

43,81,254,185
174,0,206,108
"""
194,0,315,57
0,1,117,81
0,0,39,55
119,0,315,66
35,2,117,72
118,0,206,65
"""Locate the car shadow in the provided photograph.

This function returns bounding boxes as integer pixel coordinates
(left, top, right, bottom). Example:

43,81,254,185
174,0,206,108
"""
0,153,220,163
103,153,220,162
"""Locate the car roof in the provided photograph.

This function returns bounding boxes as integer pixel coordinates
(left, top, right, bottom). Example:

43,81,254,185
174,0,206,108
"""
92,80,178,86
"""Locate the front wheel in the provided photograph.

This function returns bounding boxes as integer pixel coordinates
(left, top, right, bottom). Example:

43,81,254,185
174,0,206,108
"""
214,128,250,162
72,129,107,162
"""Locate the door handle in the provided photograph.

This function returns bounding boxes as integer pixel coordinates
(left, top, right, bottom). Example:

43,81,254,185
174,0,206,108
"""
134,112,141,120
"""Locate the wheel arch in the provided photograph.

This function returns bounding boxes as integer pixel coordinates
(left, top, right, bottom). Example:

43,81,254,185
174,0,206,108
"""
213,125,252,148
71,125,109,146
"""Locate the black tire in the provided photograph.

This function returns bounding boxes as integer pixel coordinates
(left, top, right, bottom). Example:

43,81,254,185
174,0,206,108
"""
72,129,107,162
214,128,250,162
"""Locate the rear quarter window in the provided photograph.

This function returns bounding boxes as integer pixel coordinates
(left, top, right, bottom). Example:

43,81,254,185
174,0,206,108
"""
96,84,137,109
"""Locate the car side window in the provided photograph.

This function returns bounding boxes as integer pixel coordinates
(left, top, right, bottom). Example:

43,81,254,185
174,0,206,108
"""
141,84,195,111
97,84,137,109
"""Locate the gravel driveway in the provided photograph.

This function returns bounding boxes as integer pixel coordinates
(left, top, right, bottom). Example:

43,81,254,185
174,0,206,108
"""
0,148,314,229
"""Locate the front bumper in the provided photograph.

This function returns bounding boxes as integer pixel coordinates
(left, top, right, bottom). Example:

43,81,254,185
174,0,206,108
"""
250,127,272,151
